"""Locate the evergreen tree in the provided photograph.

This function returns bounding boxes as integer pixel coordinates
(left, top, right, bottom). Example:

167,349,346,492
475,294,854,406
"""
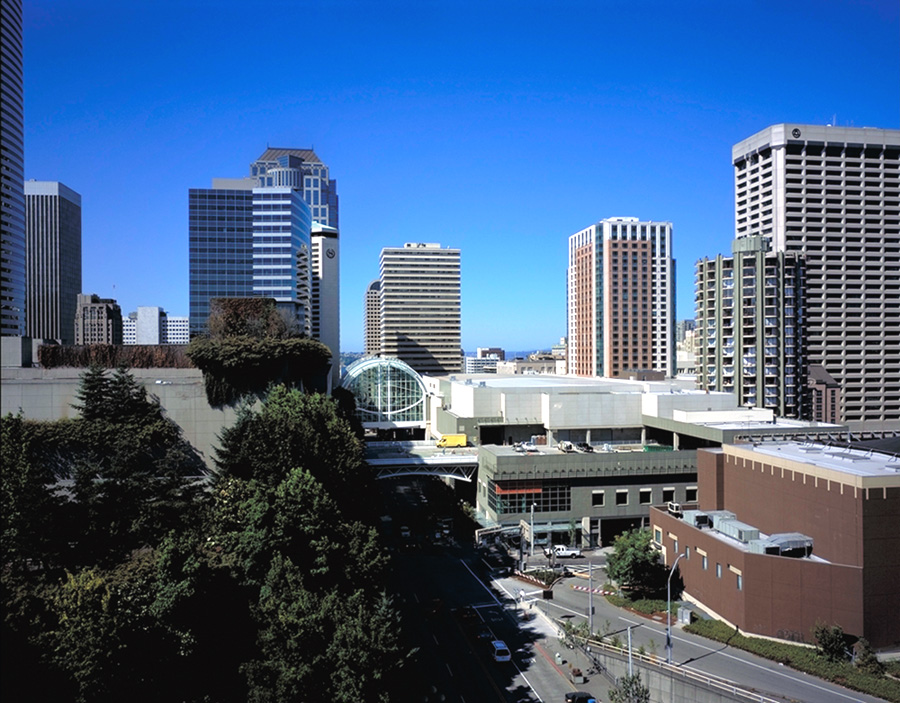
609,673,651,703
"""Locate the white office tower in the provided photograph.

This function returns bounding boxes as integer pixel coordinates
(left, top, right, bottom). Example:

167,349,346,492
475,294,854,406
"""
311,222,340,389
123,307,190,345
732,124,900,436
364,279,381,356
567,218,675,378
379,243,461,375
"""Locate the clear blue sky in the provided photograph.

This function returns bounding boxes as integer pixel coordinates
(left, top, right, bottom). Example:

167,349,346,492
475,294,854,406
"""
24,0,899,352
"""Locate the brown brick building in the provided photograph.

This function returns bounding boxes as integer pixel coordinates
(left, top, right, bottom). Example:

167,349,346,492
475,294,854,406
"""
651,442,900,648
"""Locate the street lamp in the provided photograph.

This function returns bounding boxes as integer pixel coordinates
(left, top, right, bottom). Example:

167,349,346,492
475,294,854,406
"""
666,552,686,665
530,503,536,557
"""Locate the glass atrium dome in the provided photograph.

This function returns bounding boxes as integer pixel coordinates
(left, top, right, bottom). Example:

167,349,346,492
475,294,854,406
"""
340,356,427,428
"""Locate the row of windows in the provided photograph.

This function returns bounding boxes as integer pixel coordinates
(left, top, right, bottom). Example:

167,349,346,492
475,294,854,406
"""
592,486,696,507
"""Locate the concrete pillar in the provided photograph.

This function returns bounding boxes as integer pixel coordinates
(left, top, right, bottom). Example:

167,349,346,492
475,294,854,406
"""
673,432,680,450
581,516,592,548
586,429,591,443
641,427,647,447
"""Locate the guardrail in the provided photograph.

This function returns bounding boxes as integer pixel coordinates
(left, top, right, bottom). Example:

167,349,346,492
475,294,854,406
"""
561,628,783,703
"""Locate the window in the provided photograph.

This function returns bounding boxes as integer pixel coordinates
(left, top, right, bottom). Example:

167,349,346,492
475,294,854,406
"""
592,490,605,507
685,546,690,560
616,490,629,506
639,488,652,505
673,540,679,555
736,574,743,591
702,555,708,570
716,563,722,578
662,487,675,503
685,486,698,502
653,527,663,545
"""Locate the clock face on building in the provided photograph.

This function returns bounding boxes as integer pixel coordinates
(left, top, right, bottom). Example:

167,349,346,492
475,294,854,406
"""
791,128,801,138
326,249,336,259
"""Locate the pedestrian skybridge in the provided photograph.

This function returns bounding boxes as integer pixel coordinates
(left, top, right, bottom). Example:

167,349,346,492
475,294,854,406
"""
365,441,479,481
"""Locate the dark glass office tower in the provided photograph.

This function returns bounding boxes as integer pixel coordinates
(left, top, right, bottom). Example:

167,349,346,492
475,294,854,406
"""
1,0,26,336
188,151,322,338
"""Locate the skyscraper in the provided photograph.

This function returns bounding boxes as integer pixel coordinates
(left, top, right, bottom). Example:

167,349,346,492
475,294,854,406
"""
25,181,82,344
189,147,340,382
189,149,339,338
378,243,461,375
695,235,806,417
567,217,675,378
364,279,381,356
311,222,340,388
1,0,26,337
731,124,900,435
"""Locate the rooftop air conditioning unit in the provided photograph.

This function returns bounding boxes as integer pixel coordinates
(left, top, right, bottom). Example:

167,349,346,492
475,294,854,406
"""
667,502,682,517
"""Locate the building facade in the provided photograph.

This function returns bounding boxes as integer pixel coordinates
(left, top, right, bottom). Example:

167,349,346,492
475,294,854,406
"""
695,235,806,418
378,243,461,374
364,279,381,356
311,222,340,387
732,124,900,435
25,181,82,345
567,217,675,378
0,0,26,336
651,442,900,648
189,149,334,339
74,293,123,345
123,307,189,345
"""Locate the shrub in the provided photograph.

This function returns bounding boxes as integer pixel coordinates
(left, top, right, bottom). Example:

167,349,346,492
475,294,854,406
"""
684,619,900,702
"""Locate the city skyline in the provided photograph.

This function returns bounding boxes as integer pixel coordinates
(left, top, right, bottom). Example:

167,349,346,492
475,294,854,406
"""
22,0,899,351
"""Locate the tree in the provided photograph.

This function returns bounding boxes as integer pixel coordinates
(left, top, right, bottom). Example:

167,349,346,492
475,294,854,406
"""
606,529,667,596
814,621,847,662
853,638,884,675
608,673,651,703
28,366,207,567
1,413,64,572
214,386,372,511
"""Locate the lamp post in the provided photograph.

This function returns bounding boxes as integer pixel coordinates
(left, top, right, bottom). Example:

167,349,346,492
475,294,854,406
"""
530,503,535,557
666,552,686,665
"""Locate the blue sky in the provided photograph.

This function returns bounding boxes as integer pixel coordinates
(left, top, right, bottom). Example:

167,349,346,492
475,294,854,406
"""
24,0,899,352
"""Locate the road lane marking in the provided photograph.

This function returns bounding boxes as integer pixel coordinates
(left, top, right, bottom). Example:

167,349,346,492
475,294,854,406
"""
615,616,867,703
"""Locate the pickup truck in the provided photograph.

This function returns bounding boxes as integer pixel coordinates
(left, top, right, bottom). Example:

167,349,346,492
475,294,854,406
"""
544,544,582,559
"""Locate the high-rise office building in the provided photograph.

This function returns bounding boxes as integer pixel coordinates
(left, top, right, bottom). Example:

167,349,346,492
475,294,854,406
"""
1,0,26,337
24,181,82,344
732,124,900,435
74,293,123,345
311,222,340,388
378,243,461,375
695,235,806,417
567,217,675,378
190,149,338,339
364,279,381,356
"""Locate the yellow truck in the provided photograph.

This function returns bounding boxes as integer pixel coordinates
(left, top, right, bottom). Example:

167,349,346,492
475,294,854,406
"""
436,433,467,448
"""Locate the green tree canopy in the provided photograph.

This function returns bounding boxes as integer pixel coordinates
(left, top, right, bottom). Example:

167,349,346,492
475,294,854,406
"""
609,672,651,703
606,529,668,597
214,386,372,510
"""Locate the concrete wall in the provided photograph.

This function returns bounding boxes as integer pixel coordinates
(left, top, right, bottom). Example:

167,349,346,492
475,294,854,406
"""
1,367,238,468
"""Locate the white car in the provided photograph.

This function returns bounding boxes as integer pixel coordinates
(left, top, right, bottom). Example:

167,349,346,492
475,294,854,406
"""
491,640,511,662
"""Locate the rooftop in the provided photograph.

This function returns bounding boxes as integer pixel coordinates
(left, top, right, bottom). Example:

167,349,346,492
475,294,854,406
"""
733,441,900,480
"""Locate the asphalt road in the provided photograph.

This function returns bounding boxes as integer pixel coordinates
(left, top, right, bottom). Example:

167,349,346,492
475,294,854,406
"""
521,569,889,703
378,477,889,703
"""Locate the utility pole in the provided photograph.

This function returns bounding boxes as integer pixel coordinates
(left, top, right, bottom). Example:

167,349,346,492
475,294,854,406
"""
667,552,687,665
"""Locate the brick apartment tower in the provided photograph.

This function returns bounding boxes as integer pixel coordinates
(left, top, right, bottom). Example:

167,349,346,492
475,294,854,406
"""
567,217,675,378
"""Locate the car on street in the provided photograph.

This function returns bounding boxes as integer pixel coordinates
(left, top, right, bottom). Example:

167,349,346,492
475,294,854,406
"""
565,693,598,703
491,640,511,662
544,544,582,558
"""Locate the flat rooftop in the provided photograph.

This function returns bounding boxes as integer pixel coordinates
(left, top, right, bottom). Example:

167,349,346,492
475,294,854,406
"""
365,441,479,463
731,442,900,480
428,373,703,393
